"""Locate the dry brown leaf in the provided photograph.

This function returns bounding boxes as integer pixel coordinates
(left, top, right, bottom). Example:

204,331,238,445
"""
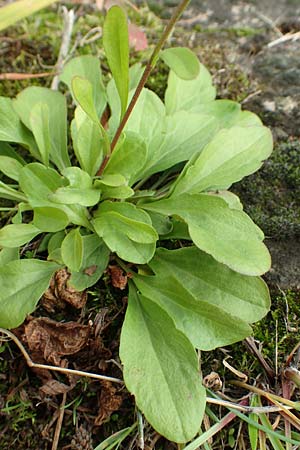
43,268,87,311
203,372,223,391
25,317,90,365
94,381,123,426
108,265,128,290
40,379,75,396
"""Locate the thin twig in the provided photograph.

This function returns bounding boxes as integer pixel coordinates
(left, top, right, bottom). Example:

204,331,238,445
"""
51,6,75,90
0,328,123,384
206,397,293,413
0,72,56,80
268,31,300,48
51,392,67,450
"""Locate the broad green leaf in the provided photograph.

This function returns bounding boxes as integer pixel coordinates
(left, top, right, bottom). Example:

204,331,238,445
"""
173,126,273,195
47,231,65,264
140,111,218,179
134,247,270,349
109,88,165,150
165,65,216,115
160,47,200,80
72,77,99,124
71,107,104,176
0,97,38,158
142,194,271,275
0,259,60,328
191,99,241,127
103,6,129,119
48,231,65,254
0,0,59,32
159,218,190,240
13,87,70,171
146,211,173,235
11,202,31,224
94,174,134,199
69,234,110,290
120,285,205,442
210,191,243,210
71,77,110,155
50,186,101,207
61,228,83,272
0,156,23,181
0,247,19,265
60,55,107,117
62,166,92,188
103,132,147,185
92,201,157,264
0,181,27,202
0,142,26,164
96,184,134,200
19,163,64,207
33,207,69,232
0,223,41,248
95,174,127,187
106,63,143,131
49,167,100,206
29,102,51,166
236,110,262,127
18,163,90,227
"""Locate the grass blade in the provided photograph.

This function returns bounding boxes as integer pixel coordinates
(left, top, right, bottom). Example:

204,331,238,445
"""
0,0,58,31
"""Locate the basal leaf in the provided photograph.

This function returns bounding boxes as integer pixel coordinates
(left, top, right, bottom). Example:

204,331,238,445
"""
95,174,127,187
92,201,157,264
165,65,216,115
18,163,90,227
160,47,200,80
71,77,99,124
191,99,241,127
103,6,129,119
0,97,38,158
0,181,27,202
106,63,143,132
109,88,165,150
69,234,110,290
0,247,19,265
0,142,26,164
62,166,92,188
50,187,101,207
120,285,205,442
0,156,23,181
29,102,51,166
19,163,64,207
96,184,134,200
61,228,83,272
33,206,69,232
142,194,271,275
71,106,104,176
60,55,107,117
0,259,60,328
140,111,217,179
49,167,101,206
173,126,273,195
13,87,70,171
103,131,147,185
71,77,110,155
0,223,41,248
134,247,270,349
